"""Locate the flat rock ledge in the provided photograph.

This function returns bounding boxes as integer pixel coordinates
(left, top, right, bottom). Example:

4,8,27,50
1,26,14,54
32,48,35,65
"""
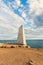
0,43,30,48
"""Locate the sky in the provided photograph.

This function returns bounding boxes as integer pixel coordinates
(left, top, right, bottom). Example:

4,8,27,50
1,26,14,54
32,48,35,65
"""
0,0,43,40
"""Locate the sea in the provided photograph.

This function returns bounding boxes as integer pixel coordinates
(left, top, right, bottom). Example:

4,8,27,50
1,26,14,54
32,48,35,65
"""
0,40,43,48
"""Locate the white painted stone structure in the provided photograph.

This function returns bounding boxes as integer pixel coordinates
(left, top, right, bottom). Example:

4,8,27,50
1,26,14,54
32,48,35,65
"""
17,25,26,45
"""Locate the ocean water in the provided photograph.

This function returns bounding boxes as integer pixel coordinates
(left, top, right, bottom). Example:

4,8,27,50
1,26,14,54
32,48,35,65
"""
0,40,43,48
26,40,43,48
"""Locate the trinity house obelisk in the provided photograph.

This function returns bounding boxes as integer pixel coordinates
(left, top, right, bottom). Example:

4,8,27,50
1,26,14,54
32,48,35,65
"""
17,25,26,45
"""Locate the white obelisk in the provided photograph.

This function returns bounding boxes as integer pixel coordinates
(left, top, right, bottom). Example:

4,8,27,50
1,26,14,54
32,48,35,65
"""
17,25,26,45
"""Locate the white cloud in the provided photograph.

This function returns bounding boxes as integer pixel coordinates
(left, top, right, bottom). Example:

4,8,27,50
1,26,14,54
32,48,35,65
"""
0,0,43,40
9,0,21,9
27,0,43,26
22,12,26,18
15,0,20,6
0,0,25,40
28,0,43,15
25,27,43,39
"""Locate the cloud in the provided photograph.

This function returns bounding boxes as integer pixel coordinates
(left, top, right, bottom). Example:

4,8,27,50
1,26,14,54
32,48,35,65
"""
0,0,25,40
0,0,43,40
22,12,26,18
4,0,21,9
3,0,43,27
28,0,43,15
15,0,21,6
25,27,43,39
27,0,43,27
24,0,43,39
34,14,43,27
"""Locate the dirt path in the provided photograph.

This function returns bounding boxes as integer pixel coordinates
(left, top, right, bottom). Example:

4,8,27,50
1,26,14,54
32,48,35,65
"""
0,48,43,65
